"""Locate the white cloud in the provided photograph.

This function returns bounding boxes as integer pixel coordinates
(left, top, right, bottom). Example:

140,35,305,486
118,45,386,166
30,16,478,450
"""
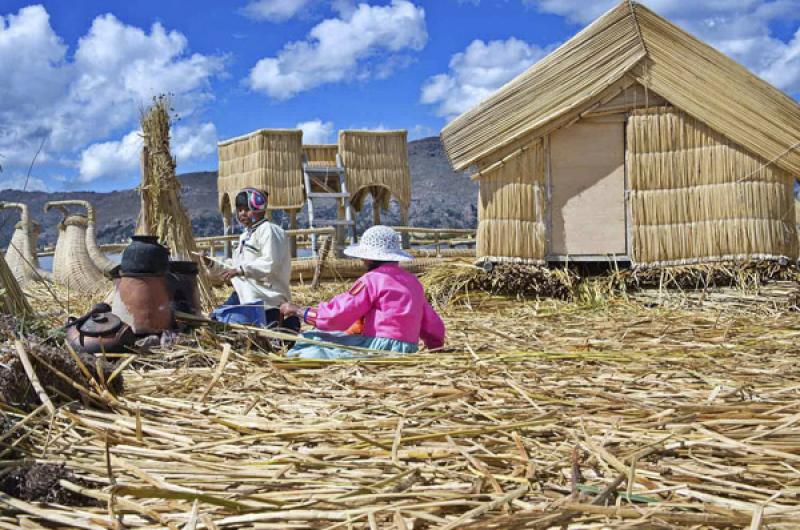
77,121,217,183
297,119,335,143
248,0,427,99
409,124,434,139
0,174,50,192
0,5,225,186
241,0,315,22
78,130,142,183
525,0,800,94
172,122,218,161
421,38,549,119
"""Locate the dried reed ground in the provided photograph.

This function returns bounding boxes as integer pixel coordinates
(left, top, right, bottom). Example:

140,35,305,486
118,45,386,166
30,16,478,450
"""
1,270,799,529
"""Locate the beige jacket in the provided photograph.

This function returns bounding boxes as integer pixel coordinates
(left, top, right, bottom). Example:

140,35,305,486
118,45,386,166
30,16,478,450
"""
212,219,292,308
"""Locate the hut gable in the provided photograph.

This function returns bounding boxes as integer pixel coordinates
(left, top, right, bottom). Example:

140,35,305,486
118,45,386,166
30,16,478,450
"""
441,1,800,176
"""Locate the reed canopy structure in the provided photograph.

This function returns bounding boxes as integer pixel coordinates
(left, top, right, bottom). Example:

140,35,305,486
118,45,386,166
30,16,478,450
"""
440,1,800,267
217,128,412,250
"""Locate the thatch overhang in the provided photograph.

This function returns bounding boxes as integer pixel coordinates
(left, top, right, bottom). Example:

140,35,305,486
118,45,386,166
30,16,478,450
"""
441,1,800,176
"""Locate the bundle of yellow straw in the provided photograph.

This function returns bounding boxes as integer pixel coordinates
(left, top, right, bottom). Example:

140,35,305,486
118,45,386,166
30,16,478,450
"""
136,96,214,311
0,251,32,316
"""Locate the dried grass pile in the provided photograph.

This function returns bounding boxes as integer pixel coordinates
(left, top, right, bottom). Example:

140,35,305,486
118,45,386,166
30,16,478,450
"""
0,463,97,506
0,329,122,410
422,261,577,309
137,95,214,311
620,260,798,291
2,275,800,528
1,301,800,528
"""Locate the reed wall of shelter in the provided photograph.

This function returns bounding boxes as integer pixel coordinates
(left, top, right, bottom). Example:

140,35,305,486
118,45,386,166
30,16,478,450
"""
218,129,306,214
628,108,798,265
440,0,800,266
477,140,547,262
338,130,412,212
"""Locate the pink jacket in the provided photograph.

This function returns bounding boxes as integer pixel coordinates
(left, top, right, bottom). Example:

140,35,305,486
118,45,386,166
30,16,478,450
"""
306,263,446,349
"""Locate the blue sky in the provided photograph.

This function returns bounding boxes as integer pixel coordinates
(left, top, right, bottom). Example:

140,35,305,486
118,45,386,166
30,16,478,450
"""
1,0,799,193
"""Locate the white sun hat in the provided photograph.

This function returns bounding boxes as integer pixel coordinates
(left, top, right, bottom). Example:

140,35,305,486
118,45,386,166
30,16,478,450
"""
344,225,413,262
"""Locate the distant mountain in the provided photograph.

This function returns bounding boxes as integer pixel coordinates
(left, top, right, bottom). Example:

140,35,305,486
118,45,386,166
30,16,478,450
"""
0,137,477,248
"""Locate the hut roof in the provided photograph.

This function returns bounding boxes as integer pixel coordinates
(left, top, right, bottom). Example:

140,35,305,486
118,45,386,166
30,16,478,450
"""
441,1,800,175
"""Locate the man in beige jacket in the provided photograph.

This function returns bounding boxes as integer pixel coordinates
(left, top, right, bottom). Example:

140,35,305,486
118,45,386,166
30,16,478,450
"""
207,188,299,332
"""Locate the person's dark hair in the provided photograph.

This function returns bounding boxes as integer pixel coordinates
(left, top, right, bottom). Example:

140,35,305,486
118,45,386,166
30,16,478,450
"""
366,260,397,271
234,191,248,210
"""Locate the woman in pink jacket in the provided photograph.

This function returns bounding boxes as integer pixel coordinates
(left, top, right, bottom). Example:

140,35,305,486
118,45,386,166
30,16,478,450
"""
280,226,445,359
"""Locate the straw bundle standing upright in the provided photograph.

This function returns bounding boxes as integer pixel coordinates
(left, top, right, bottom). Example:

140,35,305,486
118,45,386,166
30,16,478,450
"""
0,251,32,317
136,96,215,311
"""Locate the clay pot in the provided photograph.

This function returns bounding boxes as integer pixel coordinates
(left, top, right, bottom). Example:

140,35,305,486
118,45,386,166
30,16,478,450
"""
112,274,173,335
167,261,201,316
121,235,169,275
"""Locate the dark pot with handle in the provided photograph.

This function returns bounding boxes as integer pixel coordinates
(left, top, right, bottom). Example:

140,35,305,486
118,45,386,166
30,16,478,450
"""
65,303,135,354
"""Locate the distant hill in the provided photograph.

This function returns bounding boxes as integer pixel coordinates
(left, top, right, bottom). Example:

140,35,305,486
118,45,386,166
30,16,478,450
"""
0,137,477,248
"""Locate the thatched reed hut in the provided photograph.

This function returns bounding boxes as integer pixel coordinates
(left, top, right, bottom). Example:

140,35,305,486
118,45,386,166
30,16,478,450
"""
440,1,800,266
0,202,50,285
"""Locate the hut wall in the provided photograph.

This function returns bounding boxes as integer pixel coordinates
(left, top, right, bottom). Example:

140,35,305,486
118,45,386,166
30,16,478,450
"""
217,129,305,211
477,139,546,262
628,107,799,266
338,131,411,212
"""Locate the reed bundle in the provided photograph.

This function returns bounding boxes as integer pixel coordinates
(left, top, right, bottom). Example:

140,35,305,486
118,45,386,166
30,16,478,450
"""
0,330,122,410
339,130,412,212
0,202,50,285
45,200,117,275
0,252,31,317
3,279,800,528
218,129,305,211
45,205,108,294
629,107,799,265
137,96,214,311
421,262,577,309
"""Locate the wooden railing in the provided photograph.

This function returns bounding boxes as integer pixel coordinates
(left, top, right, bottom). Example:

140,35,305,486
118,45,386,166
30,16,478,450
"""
36,226,477,259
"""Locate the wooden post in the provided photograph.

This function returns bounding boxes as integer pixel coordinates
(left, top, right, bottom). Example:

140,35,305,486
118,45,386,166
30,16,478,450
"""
222,215,232,259
399,203,410,249
336,200,346,258
372,199,381,227
288,209,298,258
